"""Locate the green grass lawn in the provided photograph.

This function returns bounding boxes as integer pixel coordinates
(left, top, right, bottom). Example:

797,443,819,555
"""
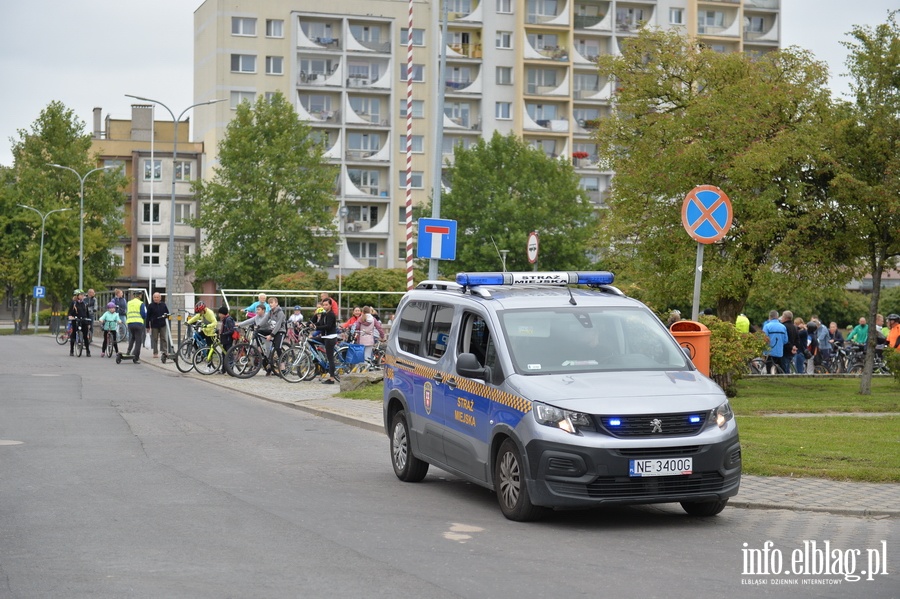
345,376,900,483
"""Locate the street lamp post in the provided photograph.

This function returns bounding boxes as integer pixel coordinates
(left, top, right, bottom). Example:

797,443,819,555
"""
18,205,71,334
124,95,225,308
47,163,116,290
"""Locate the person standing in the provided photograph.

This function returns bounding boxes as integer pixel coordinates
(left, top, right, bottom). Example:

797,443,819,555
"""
85,289,98,339
112,288,129,343
320,292,340,318
315,297,340,384
847,317,868,346
125,290,147,363
264,296,288,374
735,313,750,334
762,310,787,374
67,289,91,357
217,306,237,374
356,306,384,361
886,314,900,351
780,310,798,374
811,317,831,367
145,292,170,358
793,316,808,374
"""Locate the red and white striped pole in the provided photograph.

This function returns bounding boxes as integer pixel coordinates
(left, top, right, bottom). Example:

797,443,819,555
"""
404,0,415,291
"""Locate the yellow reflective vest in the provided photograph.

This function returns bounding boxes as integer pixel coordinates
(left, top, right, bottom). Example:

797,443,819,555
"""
126,297,145,325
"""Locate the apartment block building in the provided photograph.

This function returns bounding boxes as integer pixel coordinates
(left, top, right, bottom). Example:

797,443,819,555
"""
90,105,206,297
193,0,780,273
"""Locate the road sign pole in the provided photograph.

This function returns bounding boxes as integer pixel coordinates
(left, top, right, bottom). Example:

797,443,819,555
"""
691,242,704,321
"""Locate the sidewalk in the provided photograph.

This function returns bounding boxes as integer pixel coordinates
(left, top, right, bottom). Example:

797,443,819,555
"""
143,356,900,518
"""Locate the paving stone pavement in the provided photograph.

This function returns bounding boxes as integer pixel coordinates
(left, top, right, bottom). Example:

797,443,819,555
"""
144,356,900,518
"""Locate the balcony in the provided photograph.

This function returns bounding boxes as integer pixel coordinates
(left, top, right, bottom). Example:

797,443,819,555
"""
574,14,604,28
447,43,483,59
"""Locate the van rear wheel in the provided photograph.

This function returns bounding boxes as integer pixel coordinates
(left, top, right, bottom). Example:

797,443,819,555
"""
391,411,429,482
495,439,546,522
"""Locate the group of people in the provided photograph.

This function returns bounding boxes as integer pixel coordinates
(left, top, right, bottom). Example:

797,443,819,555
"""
760,310,900,374
182,292,391,383
66,288,170,363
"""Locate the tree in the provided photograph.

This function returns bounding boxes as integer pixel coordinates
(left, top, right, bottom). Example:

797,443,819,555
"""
342,267,423,312
191,93,337,290
0,101,126,325
828,11,900,393
426,131,595,275
593,30,840,323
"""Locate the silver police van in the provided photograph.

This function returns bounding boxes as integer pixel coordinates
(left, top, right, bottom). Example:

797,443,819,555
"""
383,271,741,521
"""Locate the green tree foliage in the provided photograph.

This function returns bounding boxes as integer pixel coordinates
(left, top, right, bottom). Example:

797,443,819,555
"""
827,11,900,393
0,101,126,320
262,270,331,292
342,267,422,311
594,30,839,323
425,131,595,275
191,93,337,289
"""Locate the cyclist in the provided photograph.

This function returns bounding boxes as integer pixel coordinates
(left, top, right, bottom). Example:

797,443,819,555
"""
314,297,340,384
99,301,121,357
67,289,91,357
887,314,900,351
187,301,219,348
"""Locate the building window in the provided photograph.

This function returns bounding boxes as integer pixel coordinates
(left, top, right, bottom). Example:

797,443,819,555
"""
495,102,512,119
103,159,124,173
400,28,425,46
347,132,383,157
174,160,192,181
231,17,256,36
398,135,424,153
142,244,161,266
398,171,424,188
670,8,684,25
496,0,512,13
265,91,277,102
266,56,283,75
745,16,765,33
142,202,160,224
230,91,256,109
143,159,161,181
399,99,425,118
266,19,284,38
231,54,256,73
496,31,513,49
496,66,513,85
348,169,382,195
174,202,194,225
400,63,425,82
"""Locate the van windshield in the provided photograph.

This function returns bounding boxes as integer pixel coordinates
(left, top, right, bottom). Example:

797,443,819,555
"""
499,307,690,374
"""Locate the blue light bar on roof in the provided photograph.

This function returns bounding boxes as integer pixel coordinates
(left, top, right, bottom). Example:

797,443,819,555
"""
455,271,615,286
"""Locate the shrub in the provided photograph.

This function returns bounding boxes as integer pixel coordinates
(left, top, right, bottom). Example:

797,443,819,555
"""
699,315,769,397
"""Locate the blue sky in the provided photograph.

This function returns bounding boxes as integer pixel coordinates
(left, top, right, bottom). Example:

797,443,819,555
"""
0,0,895,166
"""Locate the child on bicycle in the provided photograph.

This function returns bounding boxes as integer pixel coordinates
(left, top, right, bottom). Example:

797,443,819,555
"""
99,301,120,357
187,301,218,347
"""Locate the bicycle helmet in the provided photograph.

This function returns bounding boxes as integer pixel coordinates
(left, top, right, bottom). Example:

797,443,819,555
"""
107,301,116,309
888,314,900,322
293,305,302,311
74,288,84,295
194,301,206,314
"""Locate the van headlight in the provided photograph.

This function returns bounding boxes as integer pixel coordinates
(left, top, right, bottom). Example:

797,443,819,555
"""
532,402,595,435
712,401,734,430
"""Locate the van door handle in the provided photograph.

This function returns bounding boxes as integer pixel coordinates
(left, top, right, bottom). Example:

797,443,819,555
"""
445,378,457,389
432,373,444,384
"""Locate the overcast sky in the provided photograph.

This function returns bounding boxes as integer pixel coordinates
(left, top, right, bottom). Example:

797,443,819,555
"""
0,0,895,166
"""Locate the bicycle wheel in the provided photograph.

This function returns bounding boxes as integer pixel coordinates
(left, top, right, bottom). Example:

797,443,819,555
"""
277,346,314,383
193,347,222,375
76,332,84,357
334,346,352,377
747,358,766,375
175,339,198,373
56,328,69,345
105,332,114,357
226,343,263,378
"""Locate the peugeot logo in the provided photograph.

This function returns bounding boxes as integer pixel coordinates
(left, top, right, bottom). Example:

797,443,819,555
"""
650,418,663,433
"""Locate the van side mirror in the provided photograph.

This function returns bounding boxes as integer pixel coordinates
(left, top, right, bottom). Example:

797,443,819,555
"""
457,352,487,379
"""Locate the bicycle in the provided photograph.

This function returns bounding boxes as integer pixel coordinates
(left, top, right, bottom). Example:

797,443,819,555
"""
175,316,202,373
847,344,892,375
68,317,88,357
224,326,288,379
300,324,354,381
56,321,73,345
192,333,227,376
102,328,118,358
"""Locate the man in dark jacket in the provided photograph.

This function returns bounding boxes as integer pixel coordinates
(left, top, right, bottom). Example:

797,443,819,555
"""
145,292,170,358
780,310,799,374
67,289,91,357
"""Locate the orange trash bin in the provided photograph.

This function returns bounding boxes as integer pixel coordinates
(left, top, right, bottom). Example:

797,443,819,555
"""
669,320,711,377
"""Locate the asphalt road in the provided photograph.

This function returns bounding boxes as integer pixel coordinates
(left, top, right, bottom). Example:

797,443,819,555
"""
1,336,897,598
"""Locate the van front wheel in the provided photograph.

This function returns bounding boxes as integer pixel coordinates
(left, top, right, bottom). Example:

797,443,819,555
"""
495,439,546,522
